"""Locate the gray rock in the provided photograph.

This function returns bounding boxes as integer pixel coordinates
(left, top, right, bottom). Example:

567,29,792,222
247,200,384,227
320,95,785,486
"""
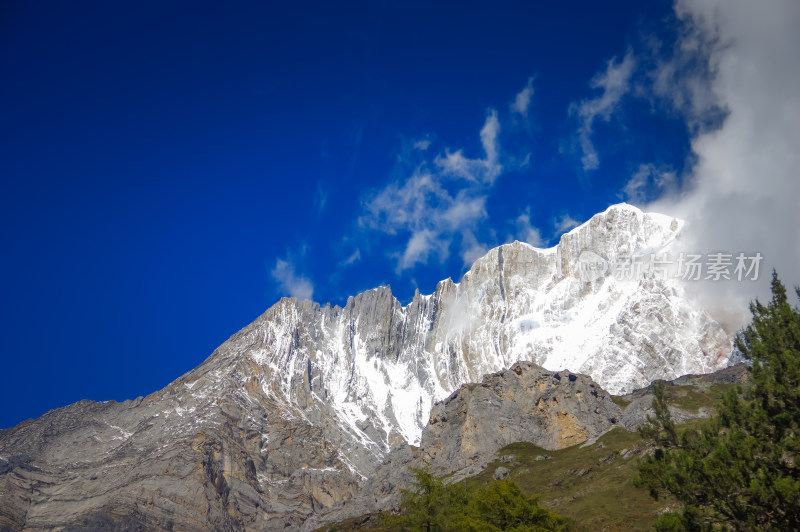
309,361,627,529
494,466,511,480
418,362,623,477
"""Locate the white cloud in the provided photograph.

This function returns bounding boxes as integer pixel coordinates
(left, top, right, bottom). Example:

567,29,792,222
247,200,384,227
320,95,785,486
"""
271,258,314,300
623,163,677,204
646,7,727,133
514,209,545,247
361,173,447,235
510,77,534,115
314,181,328,214
480,111,500,166
554,214,581,236
413,139,432,150
435,110,502,184
646,0,800,331
361,111,519,272
571,52,636,171
360,168,487,271
460,230,489,268
508,211,583,247
440,193,487,229
399,229,449,271
341,248,361,267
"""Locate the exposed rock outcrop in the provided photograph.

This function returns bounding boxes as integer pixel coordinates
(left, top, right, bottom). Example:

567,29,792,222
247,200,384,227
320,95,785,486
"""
419,362,622,474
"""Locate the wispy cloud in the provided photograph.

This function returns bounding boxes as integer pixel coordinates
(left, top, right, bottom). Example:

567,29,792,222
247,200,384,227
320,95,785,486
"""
554,214,580,236
645,7,727,134
622,163,676,204
341,248,361,267
360,170,488,271
360,110,515,272
271,258,314,300
314,181,328,214
513,208,545,247
510,77,534,115
413,138,432,151
434,110,502,184
460,230,489,268
571,52,635,171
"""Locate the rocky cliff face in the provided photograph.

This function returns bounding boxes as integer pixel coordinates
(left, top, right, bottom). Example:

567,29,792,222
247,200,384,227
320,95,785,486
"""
0,360,362,531
303,362,749,531
0,204,732,531
420,362,622,471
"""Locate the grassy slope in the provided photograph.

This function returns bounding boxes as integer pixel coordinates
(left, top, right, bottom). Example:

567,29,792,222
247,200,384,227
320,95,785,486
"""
470,427,673,531
318,382,738,532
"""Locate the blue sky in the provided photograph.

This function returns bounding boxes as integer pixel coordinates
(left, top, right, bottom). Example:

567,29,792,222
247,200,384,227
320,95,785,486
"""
2,1,798,428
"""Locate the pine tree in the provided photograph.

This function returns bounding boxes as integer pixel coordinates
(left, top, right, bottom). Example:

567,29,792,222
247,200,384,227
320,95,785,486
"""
385,468,565,531
454,479,566,532
636,272,800,530
391,468,450,531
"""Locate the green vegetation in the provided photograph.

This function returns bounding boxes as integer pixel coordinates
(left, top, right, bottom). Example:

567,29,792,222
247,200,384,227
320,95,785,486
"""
611,395,632,410
321,388,740,532
637,272,800,530
476,427,677,531
383,468,566,531
660,384,728,414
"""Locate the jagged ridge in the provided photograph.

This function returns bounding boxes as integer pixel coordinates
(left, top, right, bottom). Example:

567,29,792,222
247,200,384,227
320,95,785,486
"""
238,203,730,458
0,203,733,531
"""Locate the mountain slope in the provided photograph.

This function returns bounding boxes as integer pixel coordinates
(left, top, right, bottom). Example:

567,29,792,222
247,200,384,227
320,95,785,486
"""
312,364,751,532
0,203,732,530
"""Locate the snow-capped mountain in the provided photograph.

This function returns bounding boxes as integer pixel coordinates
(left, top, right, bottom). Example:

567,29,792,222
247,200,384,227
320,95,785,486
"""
202,204,729,472
0,203,732,530
244,203,728,447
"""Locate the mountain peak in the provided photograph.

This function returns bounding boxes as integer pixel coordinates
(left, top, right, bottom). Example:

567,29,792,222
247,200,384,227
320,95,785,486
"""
0,204,732,531
233,204,726,454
